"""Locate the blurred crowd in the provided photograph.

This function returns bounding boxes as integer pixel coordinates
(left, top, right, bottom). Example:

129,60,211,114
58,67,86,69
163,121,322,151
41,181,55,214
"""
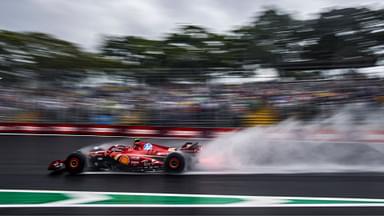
1,5,384,127
0,76,383,127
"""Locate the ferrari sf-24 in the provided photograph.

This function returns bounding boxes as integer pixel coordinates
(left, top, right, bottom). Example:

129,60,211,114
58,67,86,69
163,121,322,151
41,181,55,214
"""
48,139,201,174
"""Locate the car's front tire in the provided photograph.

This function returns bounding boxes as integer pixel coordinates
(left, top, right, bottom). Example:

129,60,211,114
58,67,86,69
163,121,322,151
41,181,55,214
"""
65,152,86,174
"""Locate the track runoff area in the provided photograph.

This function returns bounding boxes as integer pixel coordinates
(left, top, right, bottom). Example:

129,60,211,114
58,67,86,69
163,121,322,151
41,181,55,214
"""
2,133,384,215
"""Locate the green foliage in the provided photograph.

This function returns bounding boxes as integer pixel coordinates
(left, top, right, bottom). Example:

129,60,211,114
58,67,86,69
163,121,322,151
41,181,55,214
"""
0,6,383,82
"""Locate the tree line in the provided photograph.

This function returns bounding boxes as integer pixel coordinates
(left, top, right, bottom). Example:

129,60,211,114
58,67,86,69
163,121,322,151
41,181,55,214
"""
1,7,384,83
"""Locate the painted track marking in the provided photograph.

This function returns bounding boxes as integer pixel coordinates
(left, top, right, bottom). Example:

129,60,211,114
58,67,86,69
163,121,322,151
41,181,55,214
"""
1,189,384,208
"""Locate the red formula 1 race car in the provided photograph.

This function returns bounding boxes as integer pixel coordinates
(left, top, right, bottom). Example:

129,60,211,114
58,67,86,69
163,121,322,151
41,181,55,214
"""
48,139,201,174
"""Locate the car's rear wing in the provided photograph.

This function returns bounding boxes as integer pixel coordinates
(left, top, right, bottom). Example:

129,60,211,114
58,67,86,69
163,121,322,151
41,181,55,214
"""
179,142,201,153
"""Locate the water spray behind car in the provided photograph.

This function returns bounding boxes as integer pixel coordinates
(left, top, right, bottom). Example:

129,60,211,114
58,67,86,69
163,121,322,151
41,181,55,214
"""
197,105,384,173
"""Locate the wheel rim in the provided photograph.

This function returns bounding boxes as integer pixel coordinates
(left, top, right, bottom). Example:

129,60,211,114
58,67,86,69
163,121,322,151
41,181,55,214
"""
169,157,180,169
69,158,79,168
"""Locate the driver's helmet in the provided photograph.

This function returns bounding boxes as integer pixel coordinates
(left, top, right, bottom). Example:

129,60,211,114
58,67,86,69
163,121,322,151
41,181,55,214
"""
133,138,141,143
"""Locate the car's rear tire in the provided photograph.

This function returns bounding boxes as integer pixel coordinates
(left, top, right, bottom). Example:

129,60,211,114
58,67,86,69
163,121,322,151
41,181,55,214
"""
65,152,86,174
164,152,185,173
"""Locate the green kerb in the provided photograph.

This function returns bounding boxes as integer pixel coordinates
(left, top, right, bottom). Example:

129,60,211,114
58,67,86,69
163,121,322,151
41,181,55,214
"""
88,195,244,205
0,192,69,204
286,198,384,205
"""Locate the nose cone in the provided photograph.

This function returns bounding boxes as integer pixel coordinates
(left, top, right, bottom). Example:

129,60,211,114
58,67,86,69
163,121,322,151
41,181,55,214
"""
48,160,64,170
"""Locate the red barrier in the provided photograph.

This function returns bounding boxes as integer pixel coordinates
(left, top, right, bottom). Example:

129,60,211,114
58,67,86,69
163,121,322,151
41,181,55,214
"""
0,123,383,143
0,123,237,138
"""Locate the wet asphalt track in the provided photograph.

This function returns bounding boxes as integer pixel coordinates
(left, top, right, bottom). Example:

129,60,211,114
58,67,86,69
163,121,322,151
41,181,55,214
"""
2,135,384,215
